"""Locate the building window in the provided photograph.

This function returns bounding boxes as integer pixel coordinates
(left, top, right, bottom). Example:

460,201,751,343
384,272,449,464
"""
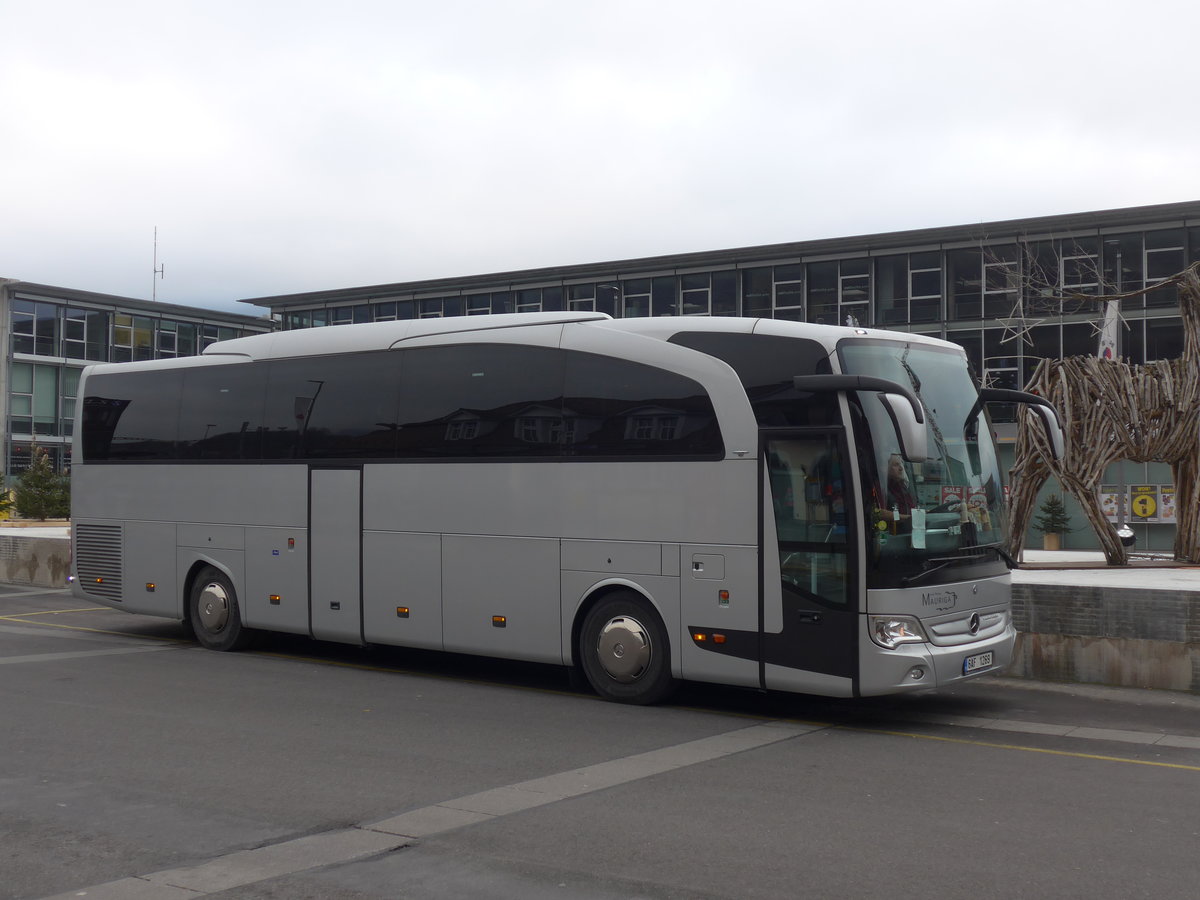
712,271,737,316
839,258,869,326
10,362,61,436
1059,237,1099,314
284,310,312,330
1145,316,1184,361
199,325,238,350
984,246,1020,319
1145,229,1185,309
112,314,154,362
681,273,711,316
773,264,804,320
568,284,595,312
949,249,982,320
651,276,677,317
980,328,1020,422
805,262,837,324
594,284,618,317
876,255,908,325
63,307,89,360
12,300,61,356
467,293,492,315
622,279,651,318
909,252,942,323
741,268,771,318
516,289,543,313
1022,324,1060,384
61,367,80,436
945,329,983,380
158,321,178,357
417,297,463,318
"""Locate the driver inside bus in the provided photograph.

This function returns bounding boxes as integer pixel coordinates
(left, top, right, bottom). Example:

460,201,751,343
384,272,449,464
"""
876,453,919,533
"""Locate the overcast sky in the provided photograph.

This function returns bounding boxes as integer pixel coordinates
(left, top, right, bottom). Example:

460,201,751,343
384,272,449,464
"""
3,0,1198,315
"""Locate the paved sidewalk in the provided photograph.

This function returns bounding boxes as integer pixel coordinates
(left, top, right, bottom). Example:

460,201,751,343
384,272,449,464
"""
1016,549,1200,590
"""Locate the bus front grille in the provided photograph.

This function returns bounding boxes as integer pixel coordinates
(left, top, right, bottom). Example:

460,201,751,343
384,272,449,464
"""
75,524,124,600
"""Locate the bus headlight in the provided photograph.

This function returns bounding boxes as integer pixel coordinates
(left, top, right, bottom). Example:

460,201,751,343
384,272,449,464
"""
869,615,928,649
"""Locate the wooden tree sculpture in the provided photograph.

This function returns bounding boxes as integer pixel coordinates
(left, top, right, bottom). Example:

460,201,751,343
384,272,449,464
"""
1007,264,1200,565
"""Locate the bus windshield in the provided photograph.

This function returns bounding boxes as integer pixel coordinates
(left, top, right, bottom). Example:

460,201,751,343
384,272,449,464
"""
839,339,1007,588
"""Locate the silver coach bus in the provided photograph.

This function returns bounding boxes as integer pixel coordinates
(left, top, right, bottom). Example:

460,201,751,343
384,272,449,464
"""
70,313,1061,704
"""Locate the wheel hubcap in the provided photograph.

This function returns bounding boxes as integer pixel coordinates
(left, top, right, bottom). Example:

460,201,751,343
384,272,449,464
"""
197,582,230,633
595,615,651,682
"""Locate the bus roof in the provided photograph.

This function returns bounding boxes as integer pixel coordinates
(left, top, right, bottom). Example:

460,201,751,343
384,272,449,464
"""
176,312,960,365
203,311,612,361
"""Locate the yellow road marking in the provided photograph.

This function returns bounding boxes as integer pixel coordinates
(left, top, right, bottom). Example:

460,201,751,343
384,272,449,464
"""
0,607,106,617
845,725,1200,773
0,615,188,643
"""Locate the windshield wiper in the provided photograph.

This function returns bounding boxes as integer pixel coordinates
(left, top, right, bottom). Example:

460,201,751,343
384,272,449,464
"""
900,549,999,587
956,540,1016,569
901,560,955,587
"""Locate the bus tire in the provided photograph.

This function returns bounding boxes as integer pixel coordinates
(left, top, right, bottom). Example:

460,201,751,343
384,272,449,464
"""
578,592,678,705
189,567,255,652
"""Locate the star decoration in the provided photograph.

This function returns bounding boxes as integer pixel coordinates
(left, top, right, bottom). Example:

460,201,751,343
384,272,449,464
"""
994,302,1044,346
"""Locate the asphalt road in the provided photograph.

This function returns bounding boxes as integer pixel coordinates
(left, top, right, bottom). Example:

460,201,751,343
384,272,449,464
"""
2,585,1198,900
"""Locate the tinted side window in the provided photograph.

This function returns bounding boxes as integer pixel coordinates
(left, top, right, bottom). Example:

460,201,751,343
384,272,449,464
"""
396,345,565,458
669,332,837,427
265,352,402,459
177,364,267,460
82,370,182,460
563,352,722,458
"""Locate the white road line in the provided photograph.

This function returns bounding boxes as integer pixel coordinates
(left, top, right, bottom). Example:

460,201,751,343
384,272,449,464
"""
365,721,817,838
41,721,819,900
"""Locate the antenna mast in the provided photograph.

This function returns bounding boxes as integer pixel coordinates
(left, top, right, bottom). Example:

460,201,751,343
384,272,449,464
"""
152,226,164,300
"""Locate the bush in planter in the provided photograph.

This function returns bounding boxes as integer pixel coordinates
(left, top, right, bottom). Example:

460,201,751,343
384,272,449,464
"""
14,446,70,520
1031,493,1072,548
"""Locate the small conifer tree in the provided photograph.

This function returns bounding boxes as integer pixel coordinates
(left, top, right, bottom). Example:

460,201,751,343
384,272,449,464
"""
14,446,70,520
1031,493,1072,534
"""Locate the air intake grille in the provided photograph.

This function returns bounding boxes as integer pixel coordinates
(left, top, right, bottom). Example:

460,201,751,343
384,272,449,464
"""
75,524,124,601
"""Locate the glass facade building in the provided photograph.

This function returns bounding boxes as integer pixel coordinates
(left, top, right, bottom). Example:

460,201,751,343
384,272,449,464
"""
1,279,271,482
244,200,1200,551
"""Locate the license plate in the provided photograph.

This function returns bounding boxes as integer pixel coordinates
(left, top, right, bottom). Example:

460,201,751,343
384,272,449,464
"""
963,651,993,675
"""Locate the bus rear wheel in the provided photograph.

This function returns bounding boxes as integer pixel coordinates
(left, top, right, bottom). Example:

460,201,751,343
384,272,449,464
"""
189,567,255,652
579,592,677,705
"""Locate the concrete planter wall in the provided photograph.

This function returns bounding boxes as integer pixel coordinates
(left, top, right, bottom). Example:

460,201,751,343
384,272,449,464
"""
0,534,70,588
1010,583,1200,693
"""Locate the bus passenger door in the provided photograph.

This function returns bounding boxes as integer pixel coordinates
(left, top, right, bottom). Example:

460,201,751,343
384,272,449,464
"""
761,432,859,697
310,467,363,644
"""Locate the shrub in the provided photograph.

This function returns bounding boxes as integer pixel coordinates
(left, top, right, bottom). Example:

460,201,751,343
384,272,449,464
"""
14,446,70,520
1031,493,1072,534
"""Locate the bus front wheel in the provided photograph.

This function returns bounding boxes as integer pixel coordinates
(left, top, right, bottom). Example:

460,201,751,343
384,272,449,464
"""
189,567,255,652
578,592,678,705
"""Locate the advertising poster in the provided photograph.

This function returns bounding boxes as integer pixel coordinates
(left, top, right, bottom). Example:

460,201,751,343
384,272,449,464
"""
1130,485,1159,523
941,486,965,506
1099,486,1119,522
966,490,992,529
1160,486,1176,524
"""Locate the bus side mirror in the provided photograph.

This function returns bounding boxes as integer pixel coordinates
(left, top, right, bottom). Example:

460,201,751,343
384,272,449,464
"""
877,392,928,462
792,374,930,462
978,388,1064,461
